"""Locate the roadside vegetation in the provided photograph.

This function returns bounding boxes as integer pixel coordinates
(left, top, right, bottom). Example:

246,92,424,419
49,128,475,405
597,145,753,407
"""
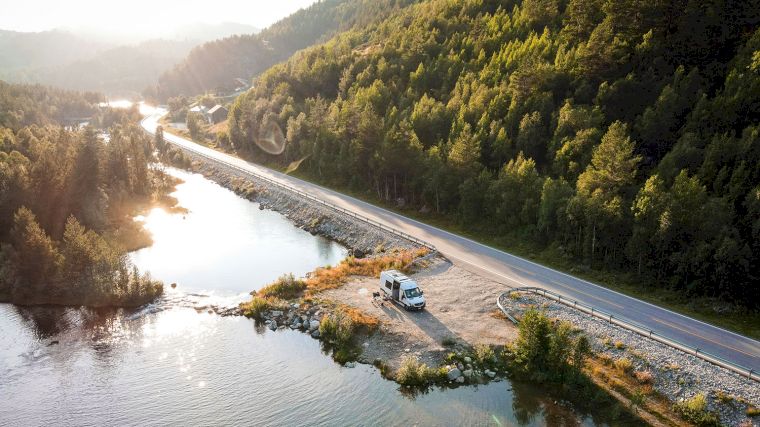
304,247,428,294
223,0,760,334
0,83,167,307
506,308,693,425
241,248,424,363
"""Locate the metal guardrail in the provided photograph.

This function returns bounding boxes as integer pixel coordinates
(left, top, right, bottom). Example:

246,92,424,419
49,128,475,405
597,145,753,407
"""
146,118,757,383
497,287,759,382
143,120,437,253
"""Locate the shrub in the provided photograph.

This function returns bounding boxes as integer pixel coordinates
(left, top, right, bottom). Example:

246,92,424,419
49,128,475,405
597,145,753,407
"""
746,406,760,417
340,305,380,332
613,357,633,373
257,273,306,300
673,393,720,427
241,296,274,319
633,370,653,384
614,341,626,350
714,390,734,405
319,311,355,346
474,343,495,366
511,309,590,383
395,357,446,386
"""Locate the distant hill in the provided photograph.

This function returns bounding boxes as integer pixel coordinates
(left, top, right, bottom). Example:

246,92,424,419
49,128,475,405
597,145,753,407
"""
0,30,106,77
36,39,199,97
167,22,259,42
154,0,417,99
62,22,259,45
0,23,258,96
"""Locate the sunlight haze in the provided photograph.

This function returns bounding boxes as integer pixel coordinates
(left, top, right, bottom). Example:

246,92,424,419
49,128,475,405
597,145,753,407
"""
0,0,319,36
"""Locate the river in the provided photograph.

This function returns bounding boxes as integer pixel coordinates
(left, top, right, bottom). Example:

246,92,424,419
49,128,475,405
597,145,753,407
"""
0,167,638,426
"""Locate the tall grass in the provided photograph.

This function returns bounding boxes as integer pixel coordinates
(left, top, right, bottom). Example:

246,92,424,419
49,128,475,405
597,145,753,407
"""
673,393,720,426
306,247,428,294
257,273,306,300
395,356,446,386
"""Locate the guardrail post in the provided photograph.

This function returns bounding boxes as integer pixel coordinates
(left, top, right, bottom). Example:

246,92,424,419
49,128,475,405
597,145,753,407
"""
749,369,754,380
609,315,613,323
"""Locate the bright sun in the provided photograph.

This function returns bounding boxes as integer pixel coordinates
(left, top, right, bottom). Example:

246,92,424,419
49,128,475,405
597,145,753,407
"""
0,0,319,36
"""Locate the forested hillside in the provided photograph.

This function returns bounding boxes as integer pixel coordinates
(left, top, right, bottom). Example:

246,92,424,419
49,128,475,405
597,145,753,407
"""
154,0,418,99
0,82,164,306
228,0,760,306
0,81,101,128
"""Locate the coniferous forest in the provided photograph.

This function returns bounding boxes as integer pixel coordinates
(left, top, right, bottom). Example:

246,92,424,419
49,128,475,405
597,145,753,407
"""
226,0,760,307
0,83,164,306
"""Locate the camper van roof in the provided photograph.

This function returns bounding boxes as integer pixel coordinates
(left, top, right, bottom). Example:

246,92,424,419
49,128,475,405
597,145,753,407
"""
383,270,418,287
384,269,411,281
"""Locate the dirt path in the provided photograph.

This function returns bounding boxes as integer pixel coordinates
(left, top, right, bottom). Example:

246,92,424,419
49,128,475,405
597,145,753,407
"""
320,258,517,370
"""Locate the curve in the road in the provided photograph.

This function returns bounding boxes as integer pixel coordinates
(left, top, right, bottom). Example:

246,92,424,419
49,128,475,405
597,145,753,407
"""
142,110,759,373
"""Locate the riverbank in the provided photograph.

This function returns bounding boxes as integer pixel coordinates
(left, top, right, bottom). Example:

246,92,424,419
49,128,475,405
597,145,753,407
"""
172,153,415,256
166,152,757,426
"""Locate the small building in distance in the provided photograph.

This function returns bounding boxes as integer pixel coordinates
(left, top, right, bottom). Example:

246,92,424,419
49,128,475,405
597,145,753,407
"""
208,105,228,124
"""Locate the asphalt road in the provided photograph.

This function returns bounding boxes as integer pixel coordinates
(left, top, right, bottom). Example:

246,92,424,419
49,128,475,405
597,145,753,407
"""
142,110,760,372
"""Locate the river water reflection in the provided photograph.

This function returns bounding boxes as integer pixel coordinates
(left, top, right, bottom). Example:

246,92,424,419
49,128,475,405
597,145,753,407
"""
0,168,638,426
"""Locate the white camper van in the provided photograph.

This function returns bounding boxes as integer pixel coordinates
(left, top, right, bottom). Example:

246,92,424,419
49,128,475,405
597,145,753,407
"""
379,270,426,311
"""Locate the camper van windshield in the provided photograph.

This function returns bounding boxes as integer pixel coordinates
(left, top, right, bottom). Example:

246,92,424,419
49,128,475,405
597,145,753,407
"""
404,288,422,298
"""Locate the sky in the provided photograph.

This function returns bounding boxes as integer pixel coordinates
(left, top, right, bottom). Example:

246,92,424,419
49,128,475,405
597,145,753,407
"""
0,0,319,37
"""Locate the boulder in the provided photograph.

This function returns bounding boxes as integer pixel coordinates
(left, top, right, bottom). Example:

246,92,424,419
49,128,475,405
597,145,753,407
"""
270,310,283,317
309,320,320,331
268,321,277,331
345,362,356,368
447,368,462,381
455,376,465,383
290,323,301,330
464,356,472,363
311,330,321,338
485,370,496,378
463,369,473,378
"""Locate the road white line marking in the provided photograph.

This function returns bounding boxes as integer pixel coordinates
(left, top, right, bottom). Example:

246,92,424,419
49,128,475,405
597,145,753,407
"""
143,113,760,355
650,318,758,358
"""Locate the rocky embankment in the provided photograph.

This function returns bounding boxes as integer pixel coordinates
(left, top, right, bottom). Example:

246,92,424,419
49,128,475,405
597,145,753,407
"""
500,292,759,427
179,155,415,256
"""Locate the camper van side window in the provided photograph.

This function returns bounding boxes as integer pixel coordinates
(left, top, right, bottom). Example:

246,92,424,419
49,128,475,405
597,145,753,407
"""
385,281,392,290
